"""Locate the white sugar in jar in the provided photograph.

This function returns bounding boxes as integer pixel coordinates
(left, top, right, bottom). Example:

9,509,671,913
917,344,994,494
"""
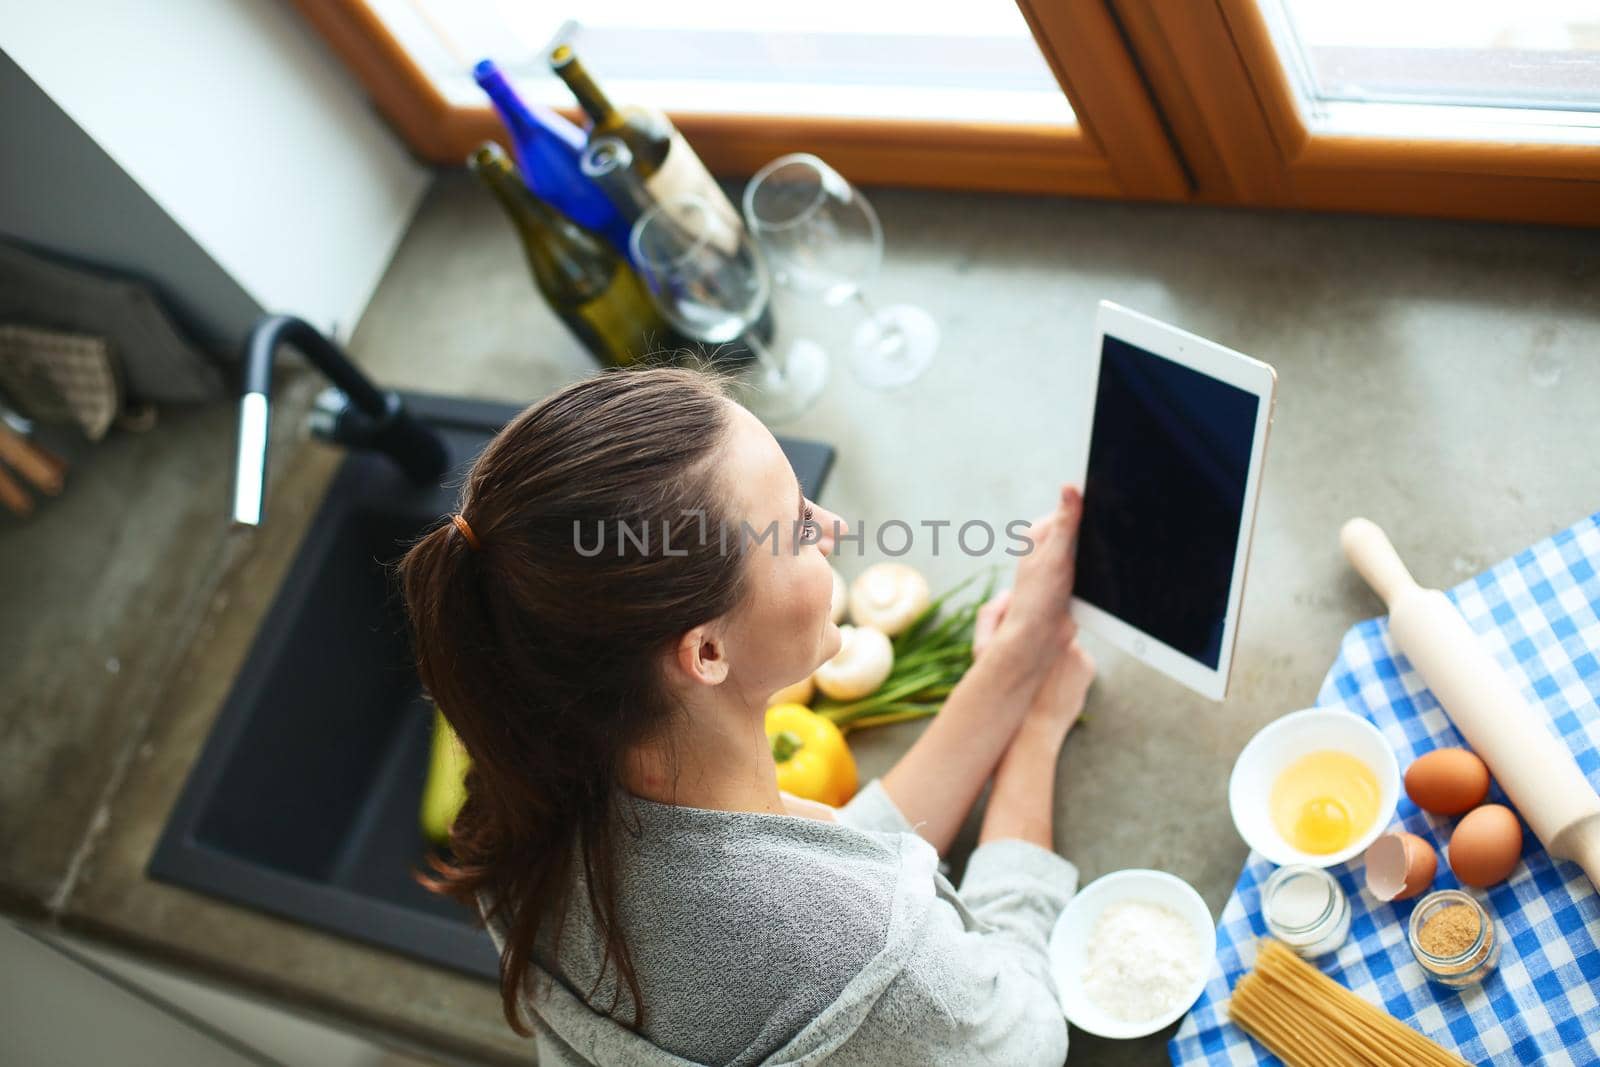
1262,864,1351,958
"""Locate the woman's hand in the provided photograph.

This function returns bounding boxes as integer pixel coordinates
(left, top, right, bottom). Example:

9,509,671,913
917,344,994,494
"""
972,586,1012,661
974,483,1083,680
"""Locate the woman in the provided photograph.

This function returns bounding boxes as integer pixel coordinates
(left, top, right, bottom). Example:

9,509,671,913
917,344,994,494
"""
399,364,1094,1066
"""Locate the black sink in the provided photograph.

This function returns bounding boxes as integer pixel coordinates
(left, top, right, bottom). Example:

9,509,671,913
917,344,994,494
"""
149,391,834,979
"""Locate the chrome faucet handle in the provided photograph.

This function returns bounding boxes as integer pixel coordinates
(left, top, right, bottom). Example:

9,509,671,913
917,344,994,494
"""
232,390,270,526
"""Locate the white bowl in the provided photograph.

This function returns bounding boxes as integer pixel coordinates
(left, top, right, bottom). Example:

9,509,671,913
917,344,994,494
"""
1228,705,1400,868
1048,869,1216,1039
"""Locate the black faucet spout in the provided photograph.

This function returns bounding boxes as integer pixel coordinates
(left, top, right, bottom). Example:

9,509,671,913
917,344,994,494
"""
232,314,448,526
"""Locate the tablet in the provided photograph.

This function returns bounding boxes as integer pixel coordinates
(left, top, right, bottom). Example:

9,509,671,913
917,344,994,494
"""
1069,301,1277,701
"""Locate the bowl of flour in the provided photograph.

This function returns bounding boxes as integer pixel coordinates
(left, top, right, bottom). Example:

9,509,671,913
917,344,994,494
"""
1048,868,1215,1039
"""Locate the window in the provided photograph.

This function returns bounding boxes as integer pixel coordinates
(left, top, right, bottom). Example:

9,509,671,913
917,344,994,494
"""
364,1,1075,126
1112,0,1600,224
1262,1,1600,144
297,0,1188,200
296,0,1600,225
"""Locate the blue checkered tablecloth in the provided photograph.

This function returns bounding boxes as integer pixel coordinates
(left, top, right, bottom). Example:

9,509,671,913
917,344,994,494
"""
1170,511,1600,1066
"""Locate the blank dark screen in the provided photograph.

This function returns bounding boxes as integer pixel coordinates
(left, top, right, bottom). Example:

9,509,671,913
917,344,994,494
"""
1073,334,1259,669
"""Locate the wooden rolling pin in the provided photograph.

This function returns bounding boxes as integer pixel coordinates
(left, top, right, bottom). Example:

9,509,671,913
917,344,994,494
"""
1343,517,1600,894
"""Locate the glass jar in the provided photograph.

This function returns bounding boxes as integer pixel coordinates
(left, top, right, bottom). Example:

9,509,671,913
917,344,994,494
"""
1408,889,1500,988
1262,864,1351,957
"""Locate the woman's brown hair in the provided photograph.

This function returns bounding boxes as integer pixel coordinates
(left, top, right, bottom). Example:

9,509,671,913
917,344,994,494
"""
397,363,747,1036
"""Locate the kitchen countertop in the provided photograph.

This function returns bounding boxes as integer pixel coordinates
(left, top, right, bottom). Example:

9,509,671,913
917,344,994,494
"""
2,172,1597,1065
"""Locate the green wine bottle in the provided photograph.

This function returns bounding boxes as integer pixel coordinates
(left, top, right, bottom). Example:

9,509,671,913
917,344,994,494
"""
468,142,686,369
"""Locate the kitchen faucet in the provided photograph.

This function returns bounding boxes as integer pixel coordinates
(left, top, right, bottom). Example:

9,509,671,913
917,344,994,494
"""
231,314,448,526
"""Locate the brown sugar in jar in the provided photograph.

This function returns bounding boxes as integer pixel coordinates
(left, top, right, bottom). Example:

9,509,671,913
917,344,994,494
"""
1408,890,1500,988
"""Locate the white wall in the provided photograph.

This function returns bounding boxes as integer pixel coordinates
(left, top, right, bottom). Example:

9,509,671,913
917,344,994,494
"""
1,48,262,355
0,0,430,339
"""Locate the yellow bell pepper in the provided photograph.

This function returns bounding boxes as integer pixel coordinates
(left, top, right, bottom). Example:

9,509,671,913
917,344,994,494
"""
420,706,471,844
766,702,858,807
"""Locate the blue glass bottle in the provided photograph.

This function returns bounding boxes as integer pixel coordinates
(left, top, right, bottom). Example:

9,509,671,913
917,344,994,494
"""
472,59,633,257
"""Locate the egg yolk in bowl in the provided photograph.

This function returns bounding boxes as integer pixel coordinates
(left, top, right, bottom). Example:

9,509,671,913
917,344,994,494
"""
1269,751,1380,855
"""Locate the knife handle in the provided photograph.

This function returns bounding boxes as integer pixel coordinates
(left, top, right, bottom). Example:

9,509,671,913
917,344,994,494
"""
0,423,66,495
0,461,32,517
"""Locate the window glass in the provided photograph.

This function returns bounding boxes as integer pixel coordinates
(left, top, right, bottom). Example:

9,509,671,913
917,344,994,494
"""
364,1,1076,125
1264,1,1600,141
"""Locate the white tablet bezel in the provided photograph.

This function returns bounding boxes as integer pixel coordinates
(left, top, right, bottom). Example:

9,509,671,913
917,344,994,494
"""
1069,300,1277,702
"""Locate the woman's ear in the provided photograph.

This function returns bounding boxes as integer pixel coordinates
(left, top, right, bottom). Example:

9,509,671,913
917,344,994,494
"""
674,623,730,686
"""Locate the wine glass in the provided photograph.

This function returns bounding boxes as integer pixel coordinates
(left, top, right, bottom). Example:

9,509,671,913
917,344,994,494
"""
629,194,828,424
742,153,939,390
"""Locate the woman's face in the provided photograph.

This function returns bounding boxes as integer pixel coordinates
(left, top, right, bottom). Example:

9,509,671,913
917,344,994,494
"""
716,399,847,703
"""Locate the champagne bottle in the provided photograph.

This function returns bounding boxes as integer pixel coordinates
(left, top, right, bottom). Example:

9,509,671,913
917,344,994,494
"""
468,142,688,369
553,50,778,355
472,59,633,256
549,45,744,244
549,45,671,175
578,136,657,222
579,137,765,371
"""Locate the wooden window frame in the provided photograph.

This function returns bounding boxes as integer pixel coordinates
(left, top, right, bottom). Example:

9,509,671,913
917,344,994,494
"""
1113,0,1600,227
297,0,1598,226
292,0,1186,201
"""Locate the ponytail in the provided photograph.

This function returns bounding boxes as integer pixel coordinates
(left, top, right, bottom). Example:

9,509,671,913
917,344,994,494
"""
397,363,745,1035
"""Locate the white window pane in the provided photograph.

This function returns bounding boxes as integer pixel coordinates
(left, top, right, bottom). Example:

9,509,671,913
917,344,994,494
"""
364,1,1075,127
1262,0,1600,142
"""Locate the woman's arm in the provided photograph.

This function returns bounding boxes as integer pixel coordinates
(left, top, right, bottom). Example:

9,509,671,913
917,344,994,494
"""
779,791,838,822
878,484,1084,855
981,638,1094,849
979,725,1061,850
879,635,1048,853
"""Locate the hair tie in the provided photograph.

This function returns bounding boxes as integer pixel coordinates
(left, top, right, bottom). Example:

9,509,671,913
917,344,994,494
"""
451,513,482,551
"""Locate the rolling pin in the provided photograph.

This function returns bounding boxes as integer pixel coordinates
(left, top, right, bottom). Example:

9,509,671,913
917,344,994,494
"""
1342,517,1600,894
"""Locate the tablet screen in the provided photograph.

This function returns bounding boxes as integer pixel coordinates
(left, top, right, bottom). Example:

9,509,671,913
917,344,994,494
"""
1074,334,1261,669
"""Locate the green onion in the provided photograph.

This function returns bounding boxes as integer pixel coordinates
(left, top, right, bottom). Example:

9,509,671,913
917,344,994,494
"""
817,565,1002,733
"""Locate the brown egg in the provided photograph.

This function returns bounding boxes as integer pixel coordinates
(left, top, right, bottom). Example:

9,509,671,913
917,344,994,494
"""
1448,804,1523,887
1404,748,1491,815
1364,831,1438,902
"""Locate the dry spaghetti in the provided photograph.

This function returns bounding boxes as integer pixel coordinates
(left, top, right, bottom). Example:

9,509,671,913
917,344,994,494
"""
1228,939,1470,1067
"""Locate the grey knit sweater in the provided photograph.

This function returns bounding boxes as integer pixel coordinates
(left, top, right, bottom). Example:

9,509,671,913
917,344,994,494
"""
479,779,1077,1066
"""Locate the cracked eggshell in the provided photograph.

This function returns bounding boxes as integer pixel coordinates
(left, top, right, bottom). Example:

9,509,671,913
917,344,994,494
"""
830,568,848,624
1364,831,1437,902
813,625,894,702
848,563,930,637
768,674,814,707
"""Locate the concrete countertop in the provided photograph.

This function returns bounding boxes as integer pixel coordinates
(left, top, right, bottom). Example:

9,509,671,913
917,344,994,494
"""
2,172,1596,1065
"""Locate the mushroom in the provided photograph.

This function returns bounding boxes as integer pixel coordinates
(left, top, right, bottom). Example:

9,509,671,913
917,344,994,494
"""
813,625,894,702
848,563,930,637
769,674,815,707
830,568,848,624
